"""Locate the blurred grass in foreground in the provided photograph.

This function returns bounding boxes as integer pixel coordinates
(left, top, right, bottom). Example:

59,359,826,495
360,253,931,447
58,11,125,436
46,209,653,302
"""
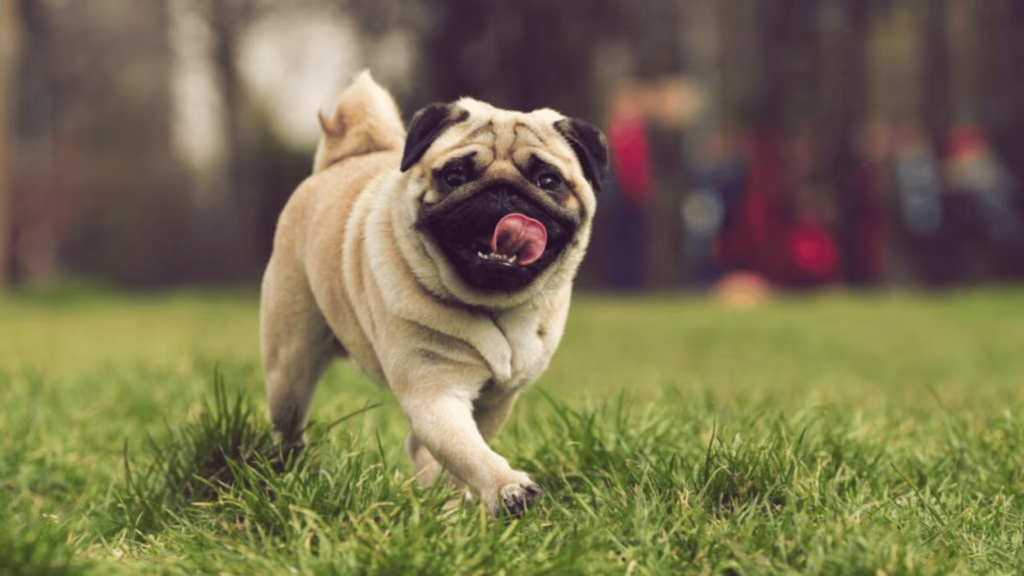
1,288,1023,573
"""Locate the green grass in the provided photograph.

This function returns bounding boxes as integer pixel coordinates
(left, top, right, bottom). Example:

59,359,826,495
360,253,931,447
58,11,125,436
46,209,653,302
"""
2,287,1024,574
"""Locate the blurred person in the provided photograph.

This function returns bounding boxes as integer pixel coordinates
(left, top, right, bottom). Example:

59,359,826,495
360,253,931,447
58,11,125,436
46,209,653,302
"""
604,79,654,291
942,123,1024,280
649,76,705,129
713,121,789,284
643,77,701,289
684,129,744,288
711,122,847,289
891,122,949,285
782,125,841,287
847,121,893,286
893,121,1024,284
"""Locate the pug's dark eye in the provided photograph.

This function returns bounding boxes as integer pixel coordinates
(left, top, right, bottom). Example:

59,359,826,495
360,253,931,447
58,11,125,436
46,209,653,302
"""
536,173,563,192
442,167,467,188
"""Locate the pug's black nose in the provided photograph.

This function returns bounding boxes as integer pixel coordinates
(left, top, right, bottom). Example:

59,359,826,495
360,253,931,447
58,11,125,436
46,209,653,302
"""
482,186,514,212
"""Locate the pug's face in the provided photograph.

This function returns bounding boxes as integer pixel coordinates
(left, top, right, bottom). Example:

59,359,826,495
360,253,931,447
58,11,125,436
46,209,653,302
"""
399,98,608,306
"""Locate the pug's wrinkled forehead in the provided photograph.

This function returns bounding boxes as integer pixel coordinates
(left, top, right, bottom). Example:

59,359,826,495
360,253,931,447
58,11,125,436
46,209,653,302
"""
401,98,609,202
427,101,576,175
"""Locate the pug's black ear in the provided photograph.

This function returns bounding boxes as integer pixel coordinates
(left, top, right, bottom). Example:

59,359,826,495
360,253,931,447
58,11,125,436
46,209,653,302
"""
555,118,610,194
401,102,469,172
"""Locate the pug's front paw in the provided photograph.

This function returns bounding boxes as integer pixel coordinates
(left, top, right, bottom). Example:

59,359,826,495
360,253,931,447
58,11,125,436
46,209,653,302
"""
495,480,542,517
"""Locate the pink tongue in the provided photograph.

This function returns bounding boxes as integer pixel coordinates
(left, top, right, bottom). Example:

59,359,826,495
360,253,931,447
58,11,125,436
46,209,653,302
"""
491,213,547,266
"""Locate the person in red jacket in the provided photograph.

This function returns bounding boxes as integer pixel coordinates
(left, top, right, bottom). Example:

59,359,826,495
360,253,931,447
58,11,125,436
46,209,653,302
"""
605,80,654,291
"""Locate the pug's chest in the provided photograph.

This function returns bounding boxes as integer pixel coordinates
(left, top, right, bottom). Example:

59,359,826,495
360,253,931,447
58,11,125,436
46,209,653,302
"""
488,312,561,393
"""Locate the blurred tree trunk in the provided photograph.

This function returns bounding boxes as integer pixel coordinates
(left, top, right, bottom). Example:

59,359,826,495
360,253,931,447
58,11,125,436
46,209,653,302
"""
0,0,15,287
753,0,821,283
211,0,247,201
946,0,981,125
768,0,821,129
418,0,609,119
209,0,256,279
922,0,949,151
985,0,1024,183
821,0,870,284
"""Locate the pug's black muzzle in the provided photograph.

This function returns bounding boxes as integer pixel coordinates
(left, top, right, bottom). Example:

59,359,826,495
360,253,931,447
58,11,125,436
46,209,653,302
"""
417,185,577,292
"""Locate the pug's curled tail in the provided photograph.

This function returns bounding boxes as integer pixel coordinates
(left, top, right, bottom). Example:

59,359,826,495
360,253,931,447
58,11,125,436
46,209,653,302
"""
312,70,406,174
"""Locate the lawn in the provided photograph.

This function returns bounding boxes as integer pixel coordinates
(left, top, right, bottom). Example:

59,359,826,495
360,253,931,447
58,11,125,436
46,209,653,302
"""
2,287,1023,574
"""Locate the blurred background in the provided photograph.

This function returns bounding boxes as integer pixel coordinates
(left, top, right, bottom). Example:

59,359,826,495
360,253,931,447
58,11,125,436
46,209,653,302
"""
0,0,1022,293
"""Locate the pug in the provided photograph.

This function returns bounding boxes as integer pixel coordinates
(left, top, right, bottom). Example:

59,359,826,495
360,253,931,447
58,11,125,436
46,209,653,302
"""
260,71,607,516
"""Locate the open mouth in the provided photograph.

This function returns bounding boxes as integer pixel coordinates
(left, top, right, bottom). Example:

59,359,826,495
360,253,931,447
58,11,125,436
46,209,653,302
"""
477,212,548,266
417,186,576,292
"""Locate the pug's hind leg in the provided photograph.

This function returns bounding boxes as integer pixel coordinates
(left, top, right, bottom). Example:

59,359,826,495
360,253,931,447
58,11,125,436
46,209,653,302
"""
261,271,337,447
474,391,520,444
405,433,467,492
404,432,444,487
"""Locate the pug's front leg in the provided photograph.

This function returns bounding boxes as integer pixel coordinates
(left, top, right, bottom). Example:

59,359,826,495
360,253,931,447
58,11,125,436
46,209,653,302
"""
398,388,540,516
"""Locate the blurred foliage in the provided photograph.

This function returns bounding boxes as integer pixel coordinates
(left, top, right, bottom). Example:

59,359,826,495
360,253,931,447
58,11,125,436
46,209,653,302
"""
1,0,1023,289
